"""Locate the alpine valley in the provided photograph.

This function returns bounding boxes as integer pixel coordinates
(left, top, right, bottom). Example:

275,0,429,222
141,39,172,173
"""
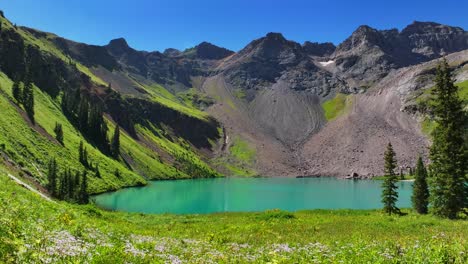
1,5,468,263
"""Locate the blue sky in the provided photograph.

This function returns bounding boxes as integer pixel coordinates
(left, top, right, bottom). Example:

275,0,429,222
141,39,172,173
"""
2,0,467,52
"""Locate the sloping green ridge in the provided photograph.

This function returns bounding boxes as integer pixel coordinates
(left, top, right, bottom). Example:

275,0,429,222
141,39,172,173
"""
0,71,217,194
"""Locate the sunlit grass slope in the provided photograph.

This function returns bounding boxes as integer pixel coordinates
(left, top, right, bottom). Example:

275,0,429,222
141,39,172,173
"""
0,167,466,263
0,71,217,194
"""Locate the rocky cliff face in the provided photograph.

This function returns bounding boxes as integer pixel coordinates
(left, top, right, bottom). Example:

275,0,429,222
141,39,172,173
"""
222,33,346,97
302,41,336,57
402,21,468,59
182,42,234,60
332,22,468,88
20,19,467,177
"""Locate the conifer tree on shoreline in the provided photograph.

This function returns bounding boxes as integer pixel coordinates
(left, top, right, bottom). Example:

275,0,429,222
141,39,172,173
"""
412,156,429,214
381,143,400,215
428,60,467,219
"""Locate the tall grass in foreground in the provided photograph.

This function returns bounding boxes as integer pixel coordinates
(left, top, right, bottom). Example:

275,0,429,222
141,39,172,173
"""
0,169,466,263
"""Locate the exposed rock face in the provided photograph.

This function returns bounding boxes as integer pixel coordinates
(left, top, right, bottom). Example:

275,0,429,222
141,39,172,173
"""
105,38,193,86
29,20,467,177
222,33,346,96
303,41,336,57
402,21,468,59
185,42,234,60
163,48,181,57
332,22,468,88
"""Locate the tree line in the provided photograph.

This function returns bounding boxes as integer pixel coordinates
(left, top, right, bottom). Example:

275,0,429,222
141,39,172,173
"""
61,87,121,158
46,158,89,204
381,60,467,219
12,72,35,124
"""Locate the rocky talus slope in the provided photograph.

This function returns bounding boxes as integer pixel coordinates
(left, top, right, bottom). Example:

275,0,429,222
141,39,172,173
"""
3,14,468,179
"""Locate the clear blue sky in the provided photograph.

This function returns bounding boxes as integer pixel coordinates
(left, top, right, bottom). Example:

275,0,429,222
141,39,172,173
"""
2,0,467,52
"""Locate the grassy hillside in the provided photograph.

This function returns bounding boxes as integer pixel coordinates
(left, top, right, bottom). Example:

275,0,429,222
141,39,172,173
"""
0,167,466,263
0,16,107,87
322,93,353,121
0,70,219,194
416,80,468,136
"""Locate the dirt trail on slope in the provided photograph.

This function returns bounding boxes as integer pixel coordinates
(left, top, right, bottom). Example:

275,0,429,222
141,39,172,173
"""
5,172,53,201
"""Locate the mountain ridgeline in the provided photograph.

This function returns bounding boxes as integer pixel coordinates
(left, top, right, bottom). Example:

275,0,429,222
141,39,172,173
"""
0,10,467,194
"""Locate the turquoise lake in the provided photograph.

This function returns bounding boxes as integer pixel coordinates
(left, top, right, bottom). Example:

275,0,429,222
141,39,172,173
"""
93,177,413,214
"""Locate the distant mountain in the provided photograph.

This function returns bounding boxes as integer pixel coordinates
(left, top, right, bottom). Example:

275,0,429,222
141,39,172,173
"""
1,12,467,183
332,21,468,87
302,41,336,57
181,42,234,60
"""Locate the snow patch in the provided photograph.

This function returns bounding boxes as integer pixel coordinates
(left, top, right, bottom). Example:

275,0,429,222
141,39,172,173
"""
319,60,335,66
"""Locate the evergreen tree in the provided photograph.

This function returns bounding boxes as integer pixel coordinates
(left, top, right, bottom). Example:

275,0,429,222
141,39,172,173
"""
59,170,68,200
78,96,89,130
67,169,75,201
22,80,35,124
428,60,467,219
110,125,120,158
83,147,89,168
47,158,58,197
74,171,81,199
79,171,89,204
95,165,101,178
54,122,64,145
412,156,429,214
79,141,85,164
12,79,22,103
78,141,89,168
381,143,400,215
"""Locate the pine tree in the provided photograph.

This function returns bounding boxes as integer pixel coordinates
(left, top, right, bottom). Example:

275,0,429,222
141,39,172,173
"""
12,79,22,103
67,169,75,201
79,141,85,164
47,158,58,197
95,165,101,178
78,141,89,168
74,171,81,199
110,125,120,158
412,156,429,214
428,60,467,219
54,122,64,145
79,171,89,204
83,147,89,168
381,142,400,215
59,170,68,200
22,80,35,124
78,96,89,130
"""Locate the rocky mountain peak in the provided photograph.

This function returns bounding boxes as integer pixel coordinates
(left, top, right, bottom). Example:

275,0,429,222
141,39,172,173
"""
302,41,336,57
106,38,131,56
401,21,468,59
235,32,303,63
401,21,458,35
163,48,181,57
190,41,234,60
336,25,384,52
265,32,286,41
